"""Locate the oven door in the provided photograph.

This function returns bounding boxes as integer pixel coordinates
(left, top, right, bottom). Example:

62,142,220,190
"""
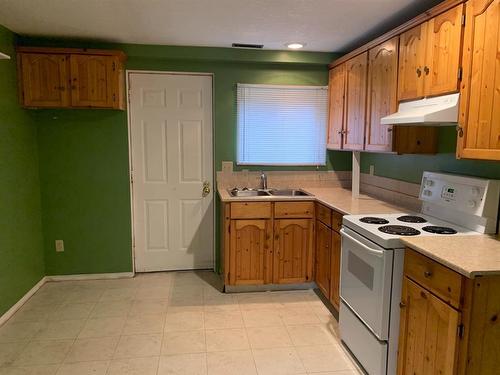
340,227,393,340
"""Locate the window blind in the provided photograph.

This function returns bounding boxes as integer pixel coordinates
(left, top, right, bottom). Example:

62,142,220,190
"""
237,84,328,166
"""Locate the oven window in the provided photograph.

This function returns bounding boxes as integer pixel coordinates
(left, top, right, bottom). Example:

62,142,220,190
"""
348,251,374,290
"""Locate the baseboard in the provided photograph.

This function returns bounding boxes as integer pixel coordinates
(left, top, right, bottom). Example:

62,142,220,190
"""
45,272,135,281
0,276,47,327
225,282,316,293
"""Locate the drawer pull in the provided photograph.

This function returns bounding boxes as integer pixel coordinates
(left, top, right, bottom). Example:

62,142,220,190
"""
424,271,432,278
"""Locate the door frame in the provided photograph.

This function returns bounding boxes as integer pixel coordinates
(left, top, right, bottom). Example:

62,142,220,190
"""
126,70,216,273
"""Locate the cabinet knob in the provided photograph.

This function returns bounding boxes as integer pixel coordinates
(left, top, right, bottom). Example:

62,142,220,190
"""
424,271,432,278
416,67,422,77
387,128,393,133
456,125,464,138
424,66,430,76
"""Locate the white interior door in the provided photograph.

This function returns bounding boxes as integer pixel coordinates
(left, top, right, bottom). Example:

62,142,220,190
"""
128,72,213,272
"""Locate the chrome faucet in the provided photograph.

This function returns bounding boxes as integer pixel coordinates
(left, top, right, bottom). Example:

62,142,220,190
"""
260,171,268,190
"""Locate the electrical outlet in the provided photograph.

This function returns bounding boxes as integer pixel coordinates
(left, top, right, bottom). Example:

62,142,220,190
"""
369,165,375,176
222,161,233,173
55,240,64,252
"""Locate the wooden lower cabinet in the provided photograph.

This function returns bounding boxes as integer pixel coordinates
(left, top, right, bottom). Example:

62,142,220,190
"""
314,203,342,311
329,230,341,310
398,248,500,375
398,277,460,375
223,201,314,286
315,220,331,297
273,219,314,284
229,219,272,285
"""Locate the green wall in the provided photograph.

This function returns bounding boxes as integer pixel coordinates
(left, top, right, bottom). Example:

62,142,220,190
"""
18,36,345,275
0,26,45,315
360,127,500,184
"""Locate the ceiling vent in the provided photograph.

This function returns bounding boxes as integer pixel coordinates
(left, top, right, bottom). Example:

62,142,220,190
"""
232,43,264,49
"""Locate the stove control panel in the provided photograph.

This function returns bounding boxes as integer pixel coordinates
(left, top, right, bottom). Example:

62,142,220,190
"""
419,172,493,215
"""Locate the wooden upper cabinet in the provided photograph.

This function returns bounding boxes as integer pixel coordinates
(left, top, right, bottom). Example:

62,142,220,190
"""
424,5,464,97
398,23,427,100
397,277,461,375
327,64,346,150
19,53,69,107
458,0,500,161
17,47,125,109
344,52,368,150
398,5,464,101
70,55,117,108
366,37,399,152
273,219,314,284
229,219,272,285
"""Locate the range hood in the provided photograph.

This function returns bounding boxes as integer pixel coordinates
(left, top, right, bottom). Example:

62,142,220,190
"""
380,93,459,126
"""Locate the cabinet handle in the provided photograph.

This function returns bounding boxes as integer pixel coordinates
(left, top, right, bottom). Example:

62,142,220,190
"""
424,271,432,278
424,66,430,76
456,125,464,138
399,301,406,308
416,67,422,77
387,128,393,133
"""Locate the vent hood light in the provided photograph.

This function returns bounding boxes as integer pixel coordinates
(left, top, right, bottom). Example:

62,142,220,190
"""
380,93,460,126
286,43,304,49
0,52,11,60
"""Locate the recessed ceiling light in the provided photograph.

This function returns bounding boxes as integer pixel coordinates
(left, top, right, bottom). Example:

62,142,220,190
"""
286,43,304,50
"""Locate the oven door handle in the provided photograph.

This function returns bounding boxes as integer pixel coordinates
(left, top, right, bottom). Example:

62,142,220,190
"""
341,228,384,257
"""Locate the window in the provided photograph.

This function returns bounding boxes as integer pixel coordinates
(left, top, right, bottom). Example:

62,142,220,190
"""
237,84,328,166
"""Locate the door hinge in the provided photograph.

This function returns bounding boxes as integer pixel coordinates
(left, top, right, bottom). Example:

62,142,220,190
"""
461,14,466,27
130,173,134,184
458,324,465,339
458,67,463,81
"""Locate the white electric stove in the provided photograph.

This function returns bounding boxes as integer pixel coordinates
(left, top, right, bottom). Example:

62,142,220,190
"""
339,172,500,375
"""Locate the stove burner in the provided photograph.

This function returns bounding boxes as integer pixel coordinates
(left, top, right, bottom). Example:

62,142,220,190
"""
360,217,390,225
379,225,421,236
422,226,458,235
397,215,427,223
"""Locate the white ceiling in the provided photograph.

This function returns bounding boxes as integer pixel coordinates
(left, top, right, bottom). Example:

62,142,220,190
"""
0,0,439,52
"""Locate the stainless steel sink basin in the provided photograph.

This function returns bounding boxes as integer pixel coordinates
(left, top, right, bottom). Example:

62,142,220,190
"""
269,189,312,197
228,189,271,197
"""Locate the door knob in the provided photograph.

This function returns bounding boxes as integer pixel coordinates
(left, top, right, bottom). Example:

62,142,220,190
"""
202,181,211,197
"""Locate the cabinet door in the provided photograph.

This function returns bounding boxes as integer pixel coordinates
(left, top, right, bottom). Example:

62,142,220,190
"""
315,220,331,298
329,230,341,310
365,37,399,152
273,219,313,284
397,277,460,375
229,219,272,285
70,54,116,108
398,23,427,100
327,64,346,150
344,52,368,150
19,53,69,107
457,0,500,161
424,5,464,96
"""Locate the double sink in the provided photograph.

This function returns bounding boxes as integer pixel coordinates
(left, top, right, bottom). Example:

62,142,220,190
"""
228,188,312,198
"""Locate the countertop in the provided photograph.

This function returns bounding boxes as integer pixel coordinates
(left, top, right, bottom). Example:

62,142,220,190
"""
401,236,500,278
218,186,407,215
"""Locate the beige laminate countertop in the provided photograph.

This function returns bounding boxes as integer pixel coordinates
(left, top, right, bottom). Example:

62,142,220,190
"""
401,236,500,278
218,187,407,215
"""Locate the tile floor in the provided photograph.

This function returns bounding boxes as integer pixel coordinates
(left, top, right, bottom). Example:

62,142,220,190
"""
0,271,363,375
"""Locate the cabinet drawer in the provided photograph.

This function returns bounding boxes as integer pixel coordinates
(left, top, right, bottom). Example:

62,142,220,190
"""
274,202,314,218
230,202,272,219
404,248,463,308
331,210,343,232
316,203,332,227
